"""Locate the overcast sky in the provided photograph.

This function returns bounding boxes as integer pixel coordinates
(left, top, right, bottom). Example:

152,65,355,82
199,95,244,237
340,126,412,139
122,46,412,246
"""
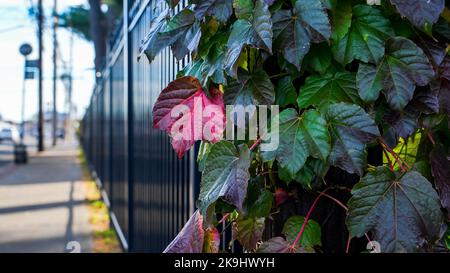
0,0,95,123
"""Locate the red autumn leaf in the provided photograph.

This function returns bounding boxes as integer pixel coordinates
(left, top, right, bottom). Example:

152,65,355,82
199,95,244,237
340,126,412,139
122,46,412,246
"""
153,76,225,158
163,210,205,253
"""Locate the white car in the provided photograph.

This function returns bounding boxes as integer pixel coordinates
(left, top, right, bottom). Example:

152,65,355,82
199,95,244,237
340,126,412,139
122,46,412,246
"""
0,125,20,143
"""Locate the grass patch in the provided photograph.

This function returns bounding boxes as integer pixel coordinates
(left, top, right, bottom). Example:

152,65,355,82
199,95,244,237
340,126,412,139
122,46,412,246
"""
78,148,122,253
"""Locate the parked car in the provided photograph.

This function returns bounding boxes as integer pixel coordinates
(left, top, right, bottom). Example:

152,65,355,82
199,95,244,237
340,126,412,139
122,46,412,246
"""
0,126,20,143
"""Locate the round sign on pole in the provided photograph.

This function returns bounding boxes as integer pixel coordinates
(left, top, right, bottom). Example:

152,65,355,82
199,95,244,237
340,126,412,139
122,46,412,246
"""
19,43,33,56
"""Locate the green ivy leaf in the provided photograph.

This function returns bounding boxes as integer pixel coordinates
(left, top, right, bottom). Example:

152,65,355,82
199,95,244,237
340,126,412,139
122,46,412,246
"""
198,142,251,217
297,71,360,109
326,103,380,175
233,216,265,250
224,1,273,77
390,0,445,30
430,145,450,217
356,63,384,102
139,9,200,62
201,33,229,85
294,164,315,189
357,37,435,110
303,43,333,75
191,0,233,23
330,0,352,42
333,4,394,65
261,108,330,177
347,167,445,252
275,76,297,107
138,9,170,62
382,107,418,148
248,190,273,218
224,69,275,114
279,157,329,189
272,0,331,70
282,216,321,249
233,0,254,20
253,0,273,54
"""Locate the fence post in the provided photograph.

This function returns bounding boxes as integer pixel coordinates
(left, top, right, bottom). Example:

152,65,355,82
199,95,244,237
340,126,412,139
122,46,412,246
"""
124,0,134,252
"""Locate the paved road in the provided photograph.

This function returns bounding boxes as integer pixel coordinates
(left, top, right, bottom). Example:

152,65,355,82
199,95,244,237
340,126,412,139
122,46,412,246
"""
0,139,93,253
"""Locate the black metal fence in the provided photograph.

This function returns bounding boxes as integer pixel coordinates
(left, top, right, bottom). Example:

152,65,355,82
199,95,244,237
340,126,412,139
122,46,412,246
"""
80,0,200,252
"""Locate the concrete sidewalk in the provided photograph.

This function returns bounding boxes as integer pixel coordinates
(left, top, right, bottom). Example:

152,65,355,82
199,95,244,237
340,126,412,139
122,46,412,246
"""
0,139,92,253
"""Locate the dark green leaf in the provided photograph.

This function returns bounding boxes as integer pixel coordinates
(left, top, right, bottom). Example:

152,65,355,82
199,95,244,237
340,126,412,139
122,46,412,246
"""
202,35,228,84
356,63,384,102
248,190,273,218
138,9,170,62
333,4,394,65
326,103,380,175
330,0,352,42
224,20,258,77
233,216,265,250
253,0,273,54
294,164,315,189
272,0,331,69
139,9,199,62
198,142,251,216
347,167,445,252
356,37,435,110
411,85,440,114
298,71,360,109
224,69,275,112
382,107,418,146
282,216,321,248
430,145,450,217
390,0,445,30
261,109,330,177
233,0,254,20
275,76,297,107
191,0,233,23
303,43,332,75
224,1,273,77
416,37,447,69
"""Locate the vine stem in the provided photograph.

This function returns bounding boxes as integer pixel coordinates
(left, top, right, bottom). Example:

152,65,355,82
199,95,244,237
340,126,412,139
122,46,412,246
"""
249,138,262,152
346,238,351,254
291,189,372,253
379,139,410,172
269,72,289,79
289,189,330,252
382,148,395,172
218,213,230,225
427,131,436,145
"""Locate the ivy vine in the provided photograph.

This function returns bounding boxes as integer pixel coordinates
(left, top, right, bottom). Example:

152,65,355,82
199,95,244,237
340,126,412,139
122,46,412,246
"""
139,0,450,253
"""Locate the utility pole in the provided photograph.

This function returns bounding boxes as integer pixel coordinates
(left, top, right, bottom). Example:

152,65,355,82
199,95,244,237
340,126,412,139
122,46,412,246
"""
37,0,44,152
52,0,58,146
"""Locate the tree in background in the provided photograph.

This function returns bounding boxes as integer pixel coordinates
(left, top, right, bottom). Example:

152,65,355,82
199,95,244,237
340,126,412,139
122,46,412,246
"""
59,0,123,75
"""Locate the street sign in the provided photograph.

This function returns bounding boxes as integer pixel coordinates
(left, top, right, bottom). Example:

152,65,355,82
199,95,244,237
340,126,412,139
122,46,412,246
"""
19,43,32,56
25,71,35,79
25,59,39,68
